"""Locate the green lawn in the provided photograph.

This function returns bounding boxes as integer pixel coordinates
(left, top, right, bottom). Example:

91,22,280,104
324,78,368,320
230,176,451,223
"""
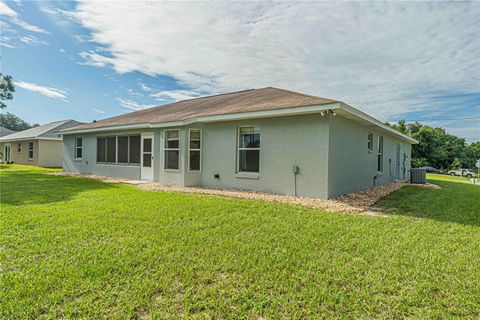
1,165,479,319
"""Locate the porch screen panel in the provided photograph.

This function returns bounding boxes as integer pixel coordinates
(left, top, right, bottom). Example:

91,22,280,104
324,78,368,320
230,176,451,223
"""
106,137,116,163
129,135,141,164
97,137,106,162
117,136,128,163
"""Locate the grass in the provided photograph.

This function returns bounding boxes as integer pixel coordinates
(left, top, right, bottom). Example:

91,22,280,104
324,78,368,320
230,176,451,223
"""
1,165,479,319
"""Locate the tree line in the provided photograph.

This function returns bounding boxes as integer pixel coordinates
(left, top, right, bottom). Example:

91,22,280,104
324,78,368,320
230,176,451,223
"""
391,120,479,171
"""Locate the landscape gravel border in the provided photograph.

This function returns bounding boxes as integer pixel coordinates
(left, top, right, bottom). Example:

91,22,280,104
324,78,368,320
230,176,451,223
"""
50,172,441,214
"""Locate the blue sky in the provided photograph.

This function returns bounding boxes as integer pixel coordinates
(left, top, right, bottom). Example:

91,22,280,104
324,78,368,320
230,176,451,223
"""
1,1,479,142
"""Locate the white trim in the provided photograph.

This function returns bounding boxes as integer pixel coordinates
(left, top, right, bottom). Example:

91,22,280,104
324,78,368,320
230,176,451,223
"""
0,137,62,143
187,128,202,172
164,129,180,171
28,142,33,160
237,126,260,174
74,137,83,160
235,172,259,180
339,103,417,144
61,103,339,134
59,100,417,144
4,144,11,162
377,136,384,173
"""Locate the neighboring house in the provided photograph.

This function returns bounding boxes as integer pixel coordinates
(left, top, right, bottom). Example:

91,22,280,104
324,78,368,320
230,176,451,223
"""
0,120,83,167
0,126,16,137
61,87,417,199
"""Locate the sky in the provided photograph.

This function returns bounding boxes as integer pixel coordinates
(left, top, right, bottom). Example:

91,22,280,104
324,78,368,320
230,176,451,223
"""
1,0,479,142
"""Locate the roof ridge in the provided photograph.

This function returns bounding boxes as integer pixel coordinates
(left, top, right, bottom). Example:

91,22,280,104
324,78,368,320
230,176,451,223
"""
175,88,256,104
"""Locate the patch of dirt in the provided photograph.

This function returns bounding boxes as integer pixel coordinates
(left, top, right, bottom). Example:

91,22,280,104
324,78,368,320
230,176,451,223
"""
410,183,442,189
50,172,440,214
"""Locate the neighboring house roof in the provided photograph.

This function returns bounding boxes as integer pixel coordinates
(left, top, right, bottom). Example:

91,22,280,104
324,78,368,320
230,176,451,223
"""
0,120,84,142
62,87,417,144
0,126,16,137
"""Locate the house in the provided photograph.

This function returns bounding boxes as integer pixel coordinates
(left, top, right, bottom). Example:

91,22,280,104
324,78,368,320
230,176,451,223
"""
0,120,83,167
61,87,417,199
0,126,16,137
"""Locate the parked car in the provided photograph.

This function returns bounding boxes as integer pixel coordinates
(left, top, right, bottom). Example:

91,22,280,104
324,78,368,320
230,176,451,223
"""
447,168,476,177
420,166,443,174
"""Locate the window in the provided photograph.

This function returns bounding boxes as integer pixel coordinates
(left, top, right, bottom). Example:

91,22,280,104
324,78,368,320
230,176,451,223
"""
164,130,179,170
367,133,373,152
106,137,116,162
143,138,152,167
28,142,33,160
96,137,106,162
238,126,260,173
97,135,140,164
129,136,140,164
117,136,129,163
188,129,202,171
75,138,82,159
377,136,383,172
17,143,22,153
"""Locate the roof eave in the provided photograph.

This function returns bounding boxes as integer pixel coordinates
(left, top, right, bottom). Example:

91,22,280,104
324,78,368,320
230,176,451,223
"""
338,102,418,144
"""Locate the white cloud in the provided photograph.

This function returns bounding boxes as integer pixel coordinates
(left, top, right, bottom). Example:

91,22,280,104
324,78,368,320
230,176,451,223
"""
20,35,48,45
150,89,204,102
91,107,105,114
116,97,155,111
14,80,68,101
139,82,152,92
0,0,49,33
72,2,479,138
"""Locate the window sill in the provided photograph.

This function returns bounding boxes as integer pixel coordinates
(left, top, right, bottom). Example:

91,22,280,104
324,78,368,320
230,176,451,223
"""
236,172,259,180
368,150,373,154
74,158,82,162
165,169,180,172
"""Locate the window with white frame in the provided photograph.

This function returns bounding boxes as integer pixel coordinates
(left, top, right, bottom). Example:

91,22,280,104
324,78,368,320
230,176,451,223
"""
377,136,383,172
17,143,22,153
75,138,83,159
367,132,373,152
188,129,201,171
164,130,180,170
28,142,33,160
238,126,260,173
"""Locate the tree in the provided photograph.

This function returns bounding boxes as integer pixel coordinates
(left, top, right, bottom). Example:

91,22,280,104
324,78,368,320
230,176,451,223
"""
0,73,15,109
450,158,461,170
0,112,38,131
392,121,478,170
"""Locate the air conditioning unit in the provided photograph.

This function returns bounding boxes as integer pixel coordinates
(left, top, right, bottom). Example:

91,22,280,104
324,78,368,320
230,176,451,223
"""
410,168,426,184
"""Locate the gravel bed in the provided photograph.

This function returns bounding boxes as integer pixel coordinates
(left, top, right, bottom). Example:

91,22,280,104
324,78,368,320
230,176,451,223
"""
49,172,441,214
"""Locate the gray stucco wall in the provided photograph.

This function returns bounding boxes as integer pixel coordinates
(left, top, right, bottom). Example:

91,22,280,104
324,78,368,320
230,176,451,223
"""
62,113,412,199
199,115,330,198
327,115,411,198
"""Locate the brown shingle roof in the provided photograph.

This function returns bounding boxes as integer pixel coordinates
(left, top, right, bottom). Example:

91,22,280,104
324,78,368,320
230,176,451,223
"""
64,87,337,131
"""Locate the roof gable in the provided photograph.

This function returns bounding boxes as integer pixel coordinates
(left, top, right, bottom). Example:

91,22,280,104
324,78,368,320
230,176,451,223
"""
0,120,84,142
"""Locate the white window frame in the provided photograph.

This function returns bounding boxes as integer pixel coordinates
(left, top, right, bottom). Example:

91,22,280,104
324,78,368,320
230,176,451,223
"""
377,136,384,173
75,137,83,160
17,143,22,153
28,142,33,160
367,132,373,153
237,126,260,174
164,129,180,171
188,129,202,172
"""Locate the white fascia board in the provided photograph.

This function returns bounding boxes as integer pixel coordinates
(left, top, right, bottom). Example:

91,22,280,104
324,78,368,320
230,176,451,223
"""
151,103,341,128
0,137,62,143
61,123,152,135
339,102,418,144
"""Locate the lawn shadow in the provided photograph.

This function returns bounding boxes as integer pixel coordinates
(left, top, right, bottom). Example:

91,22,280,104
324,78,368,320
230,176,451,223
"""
0,168,115,206
377,179,480,227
